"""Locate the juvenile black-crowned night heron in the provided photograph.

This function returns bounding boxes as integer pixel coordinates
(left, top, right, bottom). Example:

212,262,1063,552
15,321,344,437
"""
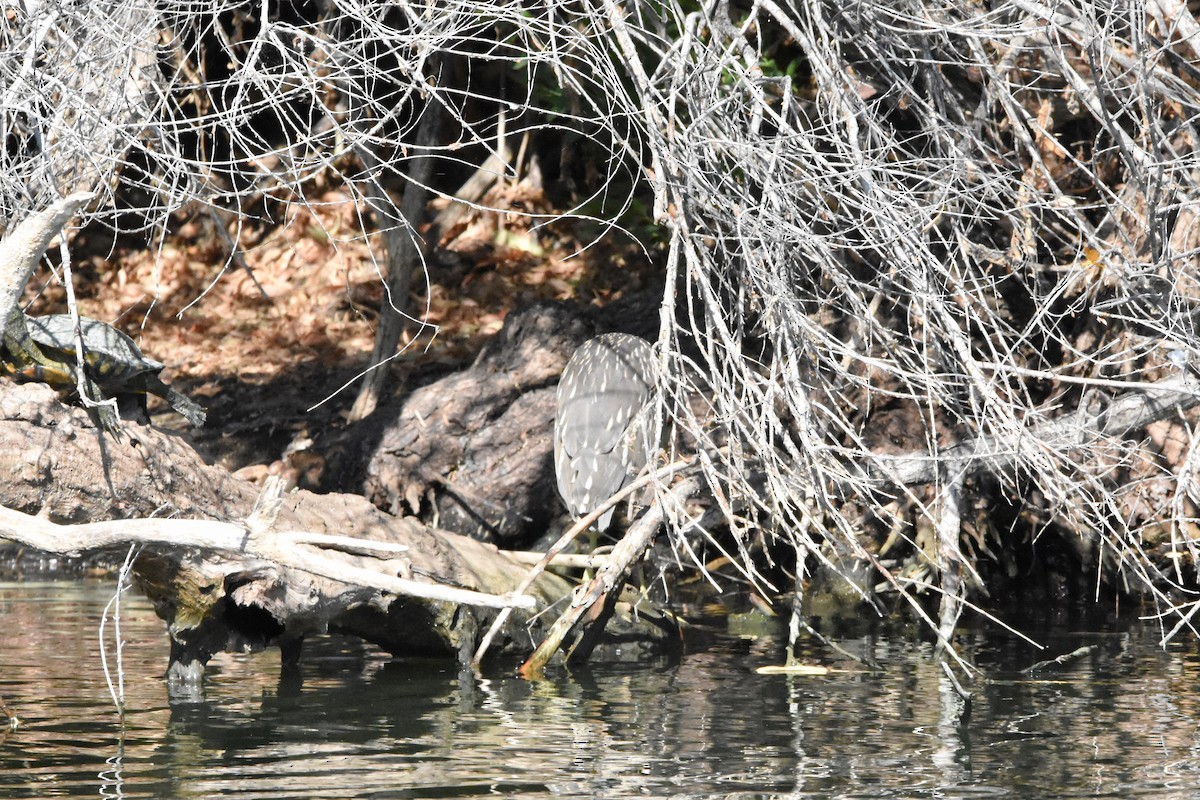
554,333,657,530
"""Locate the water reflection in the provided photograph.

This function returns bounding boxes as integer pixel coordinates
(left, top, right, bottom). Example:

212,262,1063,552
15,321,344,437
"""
1,581,1199,798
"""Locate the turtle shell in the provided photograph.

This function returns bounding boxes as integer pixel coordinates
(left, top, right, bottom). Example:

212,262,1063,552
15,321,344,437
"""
27,314,164,387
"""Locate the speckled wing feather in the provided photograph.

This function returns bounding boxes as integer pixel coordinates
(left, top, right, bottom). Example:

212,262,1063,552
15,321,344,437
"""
554,333,655,529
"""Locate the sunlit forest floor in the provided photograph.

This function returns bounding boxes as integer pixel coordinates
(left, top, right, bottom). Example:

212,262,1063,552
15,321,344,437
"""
31,181,658,479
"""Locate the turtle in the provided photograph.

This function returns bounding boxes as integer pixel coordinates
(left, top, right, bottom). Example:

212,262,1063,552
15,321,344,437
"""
1,310,206,428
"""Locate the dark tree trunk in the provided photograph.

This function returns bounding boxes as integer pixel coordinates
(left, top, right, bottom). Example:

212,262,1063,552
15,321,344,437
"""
364,302,597,545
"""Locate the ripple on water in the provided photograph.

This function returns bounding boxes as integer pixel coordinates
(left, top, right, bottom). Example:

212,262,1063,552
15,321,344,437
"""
2,582,1200,799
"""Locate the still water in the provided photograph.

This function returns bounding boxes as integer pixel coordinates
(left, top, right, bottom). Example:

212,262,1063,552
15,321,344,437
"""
1,580,1199,799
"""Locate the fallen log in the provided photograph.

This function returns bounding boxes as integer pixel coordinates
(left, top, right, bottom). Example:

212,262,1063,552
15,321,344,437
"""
0,381,677,685
869,371,1200,488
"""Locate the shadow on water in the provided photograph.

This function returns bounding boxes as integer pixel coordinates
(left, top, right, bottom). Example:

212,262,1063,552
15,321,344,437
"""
2,581,1200,799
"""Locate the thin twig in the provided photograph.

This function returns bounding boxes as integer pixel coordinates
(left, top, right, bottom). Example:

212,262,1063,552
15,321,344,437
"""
1021,645,1099,675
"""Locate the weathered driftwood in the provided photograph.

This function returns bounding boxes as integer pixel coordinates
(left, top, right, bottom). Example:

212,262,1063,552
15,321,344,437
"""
0,381,632,682
521,474,703,676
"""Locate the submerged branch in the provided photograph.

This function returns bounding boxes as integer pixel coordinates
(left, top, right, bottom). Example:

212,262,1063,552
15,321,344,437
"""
522,475,702,676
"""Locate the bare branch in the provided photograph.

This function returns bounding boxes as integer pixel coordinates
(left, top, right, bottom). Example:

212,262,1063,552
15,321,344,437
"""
0,498,535,611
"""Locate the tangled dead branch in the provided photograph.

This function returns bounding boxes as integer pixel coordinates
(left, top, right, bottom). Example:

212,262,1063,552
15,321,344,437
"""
622,0,1200,639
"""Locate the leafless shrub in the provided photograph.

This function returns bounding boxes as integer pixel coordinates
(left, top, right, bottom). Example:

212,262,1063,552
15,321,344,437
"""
635,0,1200,639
